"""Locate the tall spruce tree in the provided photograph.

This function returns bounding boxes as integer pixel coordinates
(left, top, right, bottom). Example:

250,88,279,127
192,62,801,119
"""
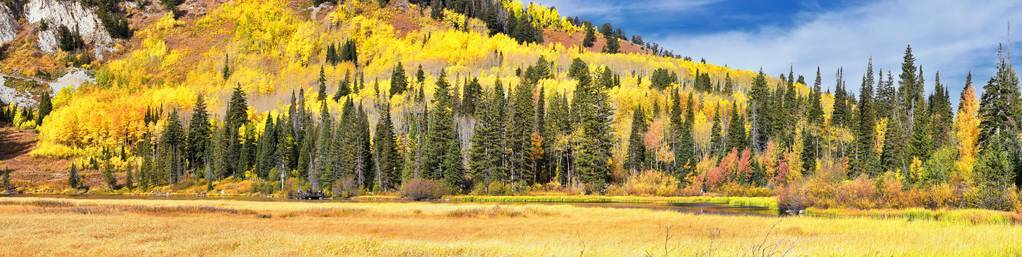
808,67,824,124
726,102,746,153
186,94,211,171
425,70,464,190
569,58,613,192
507,78,536,187
625,106,648,172
224,85,249,178
36,91,52,125
391,63,408,96
160,109,185,184
978,45,1022,186
750,70,770,150
929,72,953,149
469,82,508,190
374,103,401,191
854,59,878,177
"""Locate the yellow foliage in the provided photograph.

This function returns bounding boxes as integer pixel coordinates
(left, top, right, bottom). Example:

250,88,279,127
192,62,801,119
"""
954,84,980,185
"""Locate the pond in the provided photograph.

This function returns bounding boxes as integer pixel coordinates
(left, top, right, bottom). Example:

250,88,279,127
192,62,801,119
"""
11,194,778,217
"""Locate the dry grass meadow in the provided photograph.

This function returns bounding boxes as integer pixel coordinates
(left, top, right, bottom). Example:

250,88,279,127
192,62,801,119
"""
0,197,1020,256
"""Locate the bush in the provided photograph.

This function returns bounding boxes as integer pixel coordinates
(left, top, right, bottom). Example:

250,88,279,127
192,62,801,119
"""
776,184,805,214
400,179,446,201
836,175,876,209
609,170,679,196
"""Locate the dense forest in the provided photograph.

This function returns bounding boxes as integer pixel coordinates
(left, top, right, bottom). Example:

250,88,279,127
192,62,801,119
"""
1,0,1020,212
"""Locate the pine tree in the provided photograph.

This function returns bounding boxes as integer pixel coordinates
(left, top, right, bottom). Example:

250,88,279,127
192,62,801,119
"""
710,107,723,157
222,53,231,80
978,45,1022,186
254,115,277,179
507,79,536,187
975,133,1015,209
68,163,81,189
808,67,824,124
582,24,595,48
801,125,817,175
469,85,508,190
186,94,210,171
425,70,464,190
602,35,620,54
750,70,770,150
318,66,328,101
929,72,953,149
160,109,185,184
374,103,401,191
899,45,921,135
36,91,52,125
854,59,878,177
103,160,118,190
569,58,613,192
726,102,746,154
333,71,350,101
832,68,849,128
224,85,249,178
462,77,482,116
625,106,647,172
391,62,408,96
676,94,696,180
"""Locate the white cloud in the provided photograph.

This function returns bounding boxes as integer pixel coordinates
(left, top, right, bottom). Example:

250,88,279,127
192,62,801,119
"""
653,0,1022,102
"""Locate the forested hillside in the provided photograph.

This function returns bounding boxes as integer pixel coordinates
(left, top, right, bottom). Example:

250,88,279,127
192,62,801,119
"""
1,0,1020,212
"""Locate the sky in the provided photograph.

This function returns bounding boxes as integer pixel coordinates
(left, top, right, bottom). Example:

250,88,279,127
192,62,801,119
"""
533,0,1022,107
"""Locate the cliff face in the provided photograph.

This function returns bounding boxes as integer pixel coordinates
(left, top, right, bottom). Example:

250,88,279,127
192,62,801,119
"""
23,0,113,59
0,3,19,45
0,0,116,59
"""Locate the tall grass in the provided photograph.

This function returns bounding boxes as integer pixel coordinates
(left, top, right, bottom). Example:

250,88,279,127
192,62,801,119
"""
446,195,778,209
806,207,1020,225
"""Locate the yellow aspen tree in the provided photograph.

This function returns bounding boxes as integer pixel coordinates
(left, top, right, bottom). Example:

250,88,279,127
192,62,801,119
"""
953,74,979,184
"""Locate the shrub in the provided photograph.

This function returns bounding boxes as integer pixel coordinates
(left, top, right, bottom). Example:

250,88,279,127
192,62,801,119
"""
400,179,446,201
611,170,679,196
836,175,876,209
776,184,805,214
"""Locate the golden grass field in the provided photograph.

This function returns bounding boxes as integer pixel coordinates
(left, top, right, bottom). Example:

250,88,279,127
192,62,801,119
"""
0,197,1020,256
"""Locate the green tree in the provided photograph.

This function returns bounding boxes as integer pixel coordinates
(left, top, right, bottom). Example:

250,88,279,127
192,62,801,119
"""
374,103,402,191
676,94,696,180
975,133,1015,210
978,45,1022,187
425,70,464,191
391,63,408,96
468,82,508,191
854,59,878,177
36,91,52,125
254,115,277,179
726,102,746,153
334,71,351,101
929,72,953,149
507,79,536,187
750,70,770,149
582,24,596,48
160,109,185,184
186,94,211,171
625,107,647,172
318,66,328,101
808,67,824,125
68,163,82,190
461,77,482,116
569,58,614,192
602,35,620,53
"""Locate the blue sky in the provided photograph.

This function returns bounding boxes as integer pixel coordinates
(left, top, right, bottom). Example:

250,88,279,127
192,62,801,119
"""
534,0,1022,107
